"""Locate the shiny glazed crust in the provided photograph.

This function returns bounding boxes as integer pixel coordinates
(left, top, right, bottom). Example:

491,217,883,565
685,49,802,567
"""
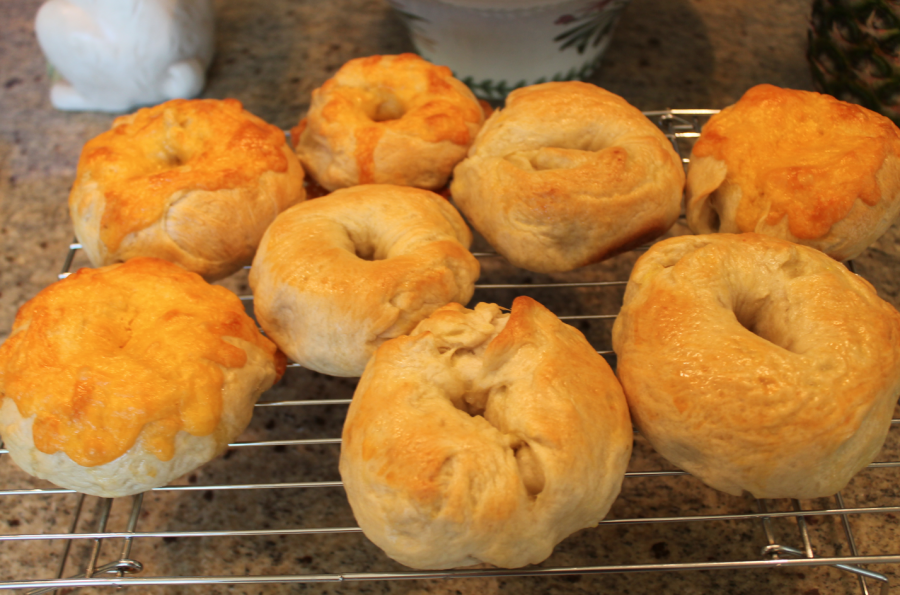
0,258,285,498
685,84,900,261
611,233,900,499
340,297,633,569
69,98,306,282
248,184,480,377
450,81,685,273
293,53,485,191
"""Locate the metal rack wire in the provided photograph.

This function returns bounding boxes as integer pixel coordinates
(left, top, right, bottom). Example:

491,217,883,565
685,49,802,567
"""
1,109,898,593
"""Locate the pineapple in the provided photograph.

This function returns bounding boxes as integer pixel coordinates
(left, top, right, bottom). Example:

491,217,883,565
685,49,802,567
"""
807,0,900,126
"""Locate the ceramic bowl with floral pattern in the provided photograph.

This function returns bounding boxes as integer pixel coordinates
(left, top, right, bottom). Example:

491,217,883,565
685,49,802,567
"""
389,0,631,101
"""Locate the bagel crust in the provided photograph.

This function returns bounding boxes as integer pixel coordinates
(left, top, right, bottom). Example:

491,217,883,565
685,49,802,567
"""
686,84,900,261
0,258,285,497
340,297,633,569
612,233,900,499
293,53,485,191
249,184,480,377
69,98,307,281
450,81,685,274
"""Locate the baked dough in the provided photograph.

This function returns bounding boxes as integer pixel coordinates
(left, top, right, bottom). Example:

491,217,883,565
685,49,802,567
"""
0,258,285,497
450,81,685,273
686,84,900,261
612,233,900,499
340,297,633,569
292,53,485,191
249,184,480,377
69,98,306,281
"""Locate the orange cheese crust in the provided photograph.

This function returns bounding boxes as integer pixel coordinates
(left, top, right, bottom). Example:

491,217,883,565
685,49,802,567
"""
687,84,900,260
69,98,306,281
78,98,290,253
0,258,284,468
294,54,485,191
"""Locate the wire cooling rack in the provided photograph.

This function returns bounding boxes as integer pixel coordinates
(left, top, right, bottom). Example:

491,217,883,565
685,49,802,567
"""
1,109,899,594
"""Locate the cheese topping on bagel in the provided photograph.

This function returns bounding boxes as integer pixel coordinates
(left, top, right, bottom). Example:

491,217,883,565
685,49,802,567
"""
0,258,284,467
293,54,485,191
76,98,290,253
692,84,900,240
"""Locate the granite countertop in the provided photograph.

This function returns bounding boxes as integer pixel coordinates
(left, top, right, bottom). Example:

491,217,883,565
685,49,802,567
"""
2,0,900,593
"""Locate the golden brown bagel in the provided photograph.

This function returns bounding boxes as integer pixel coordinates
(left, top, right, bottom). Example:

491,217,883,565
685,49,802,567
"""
69,98,306,281
249,184,480,377
612,233,900,499
450,81,685,273
340,297,633,569
686,84,900,261
0,258,285,498
293,53,485,191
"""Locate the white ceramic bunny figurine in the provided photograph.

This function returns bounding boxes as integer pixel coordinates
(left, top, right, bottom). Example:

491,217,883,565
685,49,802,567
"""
34,0,215,112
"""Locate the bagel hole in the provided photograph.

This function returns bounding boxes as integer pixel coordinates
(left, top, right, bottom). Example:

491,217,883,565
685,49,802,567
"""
354,245,375,261
504,149,577,172
369,94,405,122
460,390,488,417
352,240,382,261
118,315,137,349
733,298,795,352
513,441,545,498
695,189,724,233
705,204,721,233
160,145,189,169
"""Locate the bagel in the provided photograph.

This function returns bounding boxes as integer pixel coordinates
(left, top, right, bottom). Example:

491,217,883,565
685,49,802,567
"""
340,297,633,569
0,258,285,498
69,98,306,282
611,233,900,500
248,184,480,377
450,81,685,274
292,53,485,191
686,84,900,261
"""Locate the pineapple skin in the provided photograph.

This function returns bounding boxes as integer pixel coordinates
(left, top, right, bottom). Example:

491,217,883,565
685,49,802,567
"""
807,0,900,126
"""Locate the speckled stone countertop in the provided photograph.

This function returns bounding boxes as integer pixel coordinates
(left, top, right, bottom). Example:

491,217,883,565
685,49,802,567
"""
2,0,900,593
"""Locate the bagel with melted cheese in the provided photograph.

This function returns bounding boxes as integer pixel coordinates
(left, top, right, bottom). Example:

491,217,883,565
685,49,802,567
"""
292,53,485,191
450,81,685,273
686,84,900,261
340,297,633,569
0,258,285,497
612,233,900,499
249,184,480,377
69,98,306,281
